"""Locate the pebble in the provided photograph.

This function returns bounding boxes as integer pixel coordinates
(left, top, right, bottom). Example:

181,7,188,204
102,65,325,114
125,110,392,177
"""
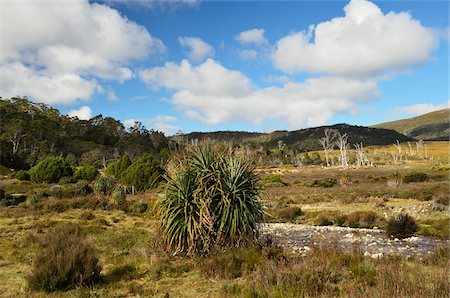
371,253,383,259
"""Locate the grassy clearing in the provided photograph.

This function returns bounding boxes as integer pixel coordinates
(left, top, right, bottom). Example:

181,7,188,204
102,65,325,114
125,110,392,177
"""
0,204,447,297
0,142,448,297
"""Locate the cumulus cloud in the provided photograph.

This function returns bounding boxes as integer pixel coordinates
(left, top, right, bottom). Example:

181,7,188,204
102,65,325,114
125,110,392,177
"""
179,37,214,63
0,62,97,104
272,0,439,76
239,49,258,60
0,0,164,104
235,28,268,45
140,59,379,128
139,59,252,97
68,106,93,120
392,103,448,117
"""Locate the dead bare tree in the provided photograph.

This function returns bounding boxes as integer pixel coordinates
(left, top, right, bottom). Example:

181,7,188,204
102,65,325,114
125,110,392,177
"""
354,143,373,167
407,141,415,157
416,140,423,158
319,128,338,167
336,132,349,167
394,140,403,162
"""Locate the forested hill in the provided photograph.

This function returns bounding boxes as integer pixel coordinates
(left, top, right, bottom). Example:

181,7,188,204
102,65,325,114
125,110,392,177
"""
373,109,450,140
181,124,414,151
0,97,169,170
1,97,415,170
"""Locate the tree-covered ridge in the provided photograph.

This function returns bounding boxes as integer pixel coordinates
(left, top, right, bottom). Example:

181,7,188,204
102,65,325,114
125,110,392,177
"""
0,97,169,170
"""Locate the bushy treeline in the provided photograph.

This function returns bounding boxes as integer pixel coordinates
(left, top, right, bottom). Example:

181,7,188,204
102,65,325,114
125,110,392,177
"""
16,153,163,193
0,97,170,170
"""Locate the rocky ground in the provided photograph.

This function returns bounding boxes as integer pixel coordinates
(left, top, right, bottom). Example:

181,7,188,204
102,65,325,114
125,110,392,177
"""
261,223,448,259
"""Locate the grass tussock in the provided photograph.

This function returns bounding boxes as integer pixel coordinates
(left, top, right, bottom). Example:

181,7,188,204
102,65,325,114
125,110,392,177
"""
27,223,102,292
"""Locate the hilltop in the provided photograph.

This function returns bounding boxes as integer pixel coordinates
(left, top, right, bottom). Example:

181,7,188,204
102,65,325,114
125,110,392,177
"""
182,124,413,151
373,109,449,140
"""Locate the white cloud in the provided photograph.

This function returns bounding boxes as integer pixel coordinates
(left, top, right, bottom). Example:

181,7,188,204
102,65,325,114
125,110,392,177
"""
0,62,97,104
107,88,119,101
179,37,214,63
152,122,180,136
139,59,252,97
239,49,258,60
273,0,439,76
0,0,164,104
150,115,177,123
68,106,93,120
140,59,379,128
392,103,448,117
235,28,268,45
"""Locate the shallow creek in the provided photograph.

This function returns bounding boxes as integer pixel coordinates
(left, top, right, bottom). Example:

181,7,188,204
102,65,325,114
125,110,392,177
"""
261,223,448,259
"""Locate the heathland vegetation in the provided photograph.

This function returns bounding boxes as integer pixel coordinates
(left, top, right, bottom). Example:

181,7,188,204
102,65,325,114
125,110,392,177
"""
0,98,448,297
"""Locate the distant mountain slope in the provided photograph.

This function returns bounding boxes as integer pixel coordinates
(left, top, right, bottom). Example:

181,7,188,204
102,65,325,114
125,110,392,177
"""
373,109,449,140
181,124,414,151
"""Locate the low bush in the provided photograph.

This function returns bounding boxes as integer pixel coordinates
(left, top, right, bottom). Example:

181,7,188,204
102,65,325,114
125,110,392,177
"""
130,200,148,214
386,213,418,238
29,156,73,183
346,211,378,228
309,178,339,188
16,170,30,181
58,176,74,184
27,224,102,292
315,214,333,226
48,181,92,199
403,172,428,183
73,166,99,182
122,153,163,191
106,155,131,179
111,186,126,209
276,206,303,221
199,248,263,279
94,176,116,195
261,174,288,187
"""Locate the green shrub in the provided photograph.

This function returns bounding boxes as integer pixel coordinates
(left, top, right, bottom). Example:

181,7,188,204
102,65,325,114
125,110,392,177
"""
386,213,418,238
309,178,339,188
403,172,428,183
157,144,263,254
26,195,39,207
48,182,92,199
199,248,263,279
314,214,333,226
93,176,116,195
346,211,378,228
111,186,126,209
29,156,73,183
106,155,131,179
276,206,303,221
27,224,102,292
16,170,30,181
73,166,99,182
130,200,148,214
122,153,163,191
58,176,74,184
262,174,288,187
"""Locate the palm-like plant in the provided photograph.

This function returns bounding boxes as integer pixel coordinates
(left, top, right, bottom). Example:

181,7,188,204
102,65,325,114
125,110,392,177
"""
156,143,263,254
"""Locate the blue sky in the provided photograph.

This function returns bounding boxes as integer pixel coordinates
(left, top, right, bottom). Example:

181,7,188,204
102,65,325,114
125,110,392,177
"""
0,0,448,135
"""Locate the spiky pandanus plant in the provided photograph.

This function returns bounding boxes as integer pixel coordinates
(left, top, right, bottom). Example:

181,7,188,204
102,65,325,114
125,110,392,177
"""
214,156,262,246
157,144,263,255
